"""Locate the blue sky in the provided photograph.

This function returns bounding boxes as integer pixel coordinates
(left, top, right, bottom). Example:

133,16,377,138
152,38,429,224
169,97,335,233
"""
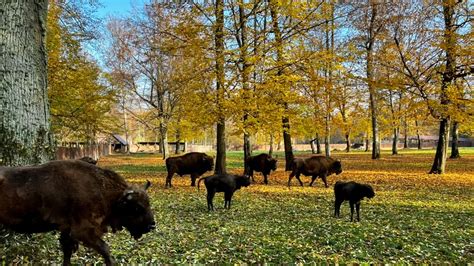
96,0,145,19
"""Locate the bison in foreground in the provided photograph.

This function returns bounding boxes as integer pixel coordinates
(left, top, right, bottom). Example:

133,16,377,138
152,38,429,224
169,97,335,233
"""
245,153,277,184
288,156,342,188
165,152,214,188
334,181,375,222
198,174,251,211
0,160,155,265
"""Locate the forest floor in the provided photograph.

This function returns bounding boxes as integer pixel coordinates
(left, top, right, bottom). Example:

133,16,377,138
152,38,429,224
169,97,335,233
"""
1,149,473,263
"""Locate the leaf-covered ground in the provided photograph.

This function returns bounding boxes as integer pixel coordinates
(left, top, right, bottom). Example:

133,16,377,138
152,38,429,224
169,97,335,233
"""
1,149,473,263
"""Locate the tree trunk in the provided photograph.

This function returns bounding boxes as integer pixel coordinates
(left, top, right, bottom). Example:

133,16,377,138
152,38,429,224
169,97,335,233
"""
243,132,251,171
0,0,55,166
325,116,331,157
270,0,294,171
365,131,370,152
403,118,409,149
310,139,316,154
392,127,399,155
268,134,274,157
345,134,351,153
316,134,322,154
415,120,422,149
159,121,168,159
430,118,450,174
214,0,226,175
430,1,456,174
175,129,181,154
450,121,460,158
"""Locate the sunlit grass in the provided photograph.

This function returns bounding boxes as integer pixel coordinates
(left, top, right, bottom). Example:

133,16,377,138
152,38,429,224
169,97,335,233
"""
1,149,473,263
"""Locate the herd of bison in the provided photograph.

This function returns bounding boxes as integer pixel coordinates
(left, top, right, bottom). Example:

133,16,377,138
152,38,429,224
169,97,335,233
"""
0,152,375,264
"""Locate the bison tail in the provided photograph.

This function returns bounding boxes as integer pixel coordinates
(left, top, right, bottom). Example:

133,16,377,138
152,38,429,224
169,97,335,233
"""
197,177,206,191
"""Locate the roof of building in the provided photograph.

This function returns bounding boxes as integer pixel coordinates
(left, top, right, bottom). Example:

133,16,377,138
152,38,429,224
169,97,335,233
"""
113,134,128,145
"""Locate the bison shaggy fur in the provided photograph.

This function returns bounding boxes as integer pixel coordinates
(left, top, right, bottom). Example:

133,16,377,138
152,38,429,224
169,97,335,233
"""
198,174,251,211
245,153,277,184
165,152,214,187
78,156,97,165
288,156,342,188
0,160,155,265
334,181,375,222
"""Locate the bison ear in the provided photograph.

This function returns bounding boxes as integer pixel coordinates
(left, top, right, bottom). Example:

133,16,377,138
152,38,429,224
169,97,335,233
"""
144,180,151,190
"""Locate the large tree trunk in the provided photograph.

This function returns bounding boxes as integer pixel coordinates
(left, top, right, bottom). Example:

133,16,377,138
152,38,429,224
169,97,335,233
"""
403,118,409,149
270,0,294,171
175,127,181,154
450,121,460,159
0,0,55,166
316,134,322,154
345,134,351,153
415,120,422,149
430,1,456,174
268,134,274,157
214,0,226,175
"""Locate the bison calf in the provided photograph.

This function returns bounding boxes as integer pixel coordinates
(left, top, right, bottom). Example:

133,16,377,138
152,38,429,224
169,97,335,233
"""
165,152,214,187
288,156,342,188
334,181,375,222
245,153,277,184
198,174,251,211
0,160,155,265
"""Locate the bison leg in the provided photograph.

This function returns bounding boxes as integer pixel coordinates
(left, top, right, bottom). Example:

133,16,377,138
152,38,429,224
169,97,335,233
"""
73,229,114,266
207,189,216,211
190,174,198,187
263,173,269,185
309,175,318,187
356,202,361,222
165,172,174,188
334,199,343,218
349,201,355,222
321,174,328,188
224,191,234,209
295,174,304,187
60,232,79,266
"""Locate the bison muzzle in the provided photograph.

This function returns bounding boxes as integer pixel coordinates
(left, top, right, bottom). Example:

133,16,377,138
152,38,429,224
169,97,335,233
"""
0,160,155,265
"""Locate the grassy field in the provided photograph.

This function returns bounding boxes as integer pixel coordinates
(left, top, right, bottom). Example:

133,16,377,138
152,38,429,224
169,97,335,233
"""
1,149,473,263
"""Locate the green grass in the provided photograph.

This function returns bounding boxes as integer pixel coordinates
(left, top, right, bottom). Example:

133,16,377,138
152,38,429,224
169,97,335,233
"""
1,150,473,264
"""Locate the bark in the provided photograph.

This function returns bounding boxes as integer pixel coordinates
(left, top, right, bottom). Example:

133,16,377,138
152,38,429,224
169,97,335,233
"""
175,127,181,154
366,2,381,159
270,0,294,171
403,118,409,149
310,139,316,154
316,134,322,154
392,127,399,155
159,123,168,159
0,0,55,166
345,134,351,153
415,120,422,149
365,131,370,152
324,116,331,157
450,121,460,158
214,0,226,175
430,1,456,174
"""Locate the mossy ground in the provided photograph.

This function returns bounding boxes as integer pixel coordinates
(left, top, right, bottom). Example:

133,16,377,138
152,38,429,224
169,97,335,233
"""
1,149,473,263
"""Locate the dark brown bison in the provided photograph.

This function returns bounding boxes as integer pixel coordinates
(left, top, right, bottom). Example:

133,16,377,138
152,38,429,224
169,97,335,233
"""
334,181,375,222
165,152,214,187
0,160,155,265
198,174,251,211
78,156,97,165
288,156,342,188
245,153,277,184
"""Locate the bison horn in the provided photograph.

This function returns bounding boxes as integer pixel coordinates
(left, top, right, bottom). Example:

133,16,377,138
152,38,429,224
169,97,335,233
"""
144,180,152,190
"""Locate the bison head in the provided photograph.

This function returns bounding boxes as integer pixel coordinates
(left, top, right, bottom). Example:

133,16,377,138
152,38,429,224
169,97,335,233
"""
113,181,155,240
203,155,214,171
267,157,277,171
237,175,251,188
333,160,343,175
364,184,375,199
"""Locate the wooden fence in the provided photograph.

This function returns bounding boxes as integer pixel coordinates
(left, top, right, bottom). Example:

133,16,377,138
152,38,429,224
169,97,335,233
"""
56,143,111,160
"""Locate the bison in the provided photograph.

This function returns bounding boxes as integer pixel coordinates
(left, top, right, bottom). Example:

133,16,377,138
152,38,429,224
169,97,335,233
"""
0,160,155,265
198,174,251,211
78,156,97,165
288,156,342,188
334,181,375,222
165,152,214,188
245,153,277,184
